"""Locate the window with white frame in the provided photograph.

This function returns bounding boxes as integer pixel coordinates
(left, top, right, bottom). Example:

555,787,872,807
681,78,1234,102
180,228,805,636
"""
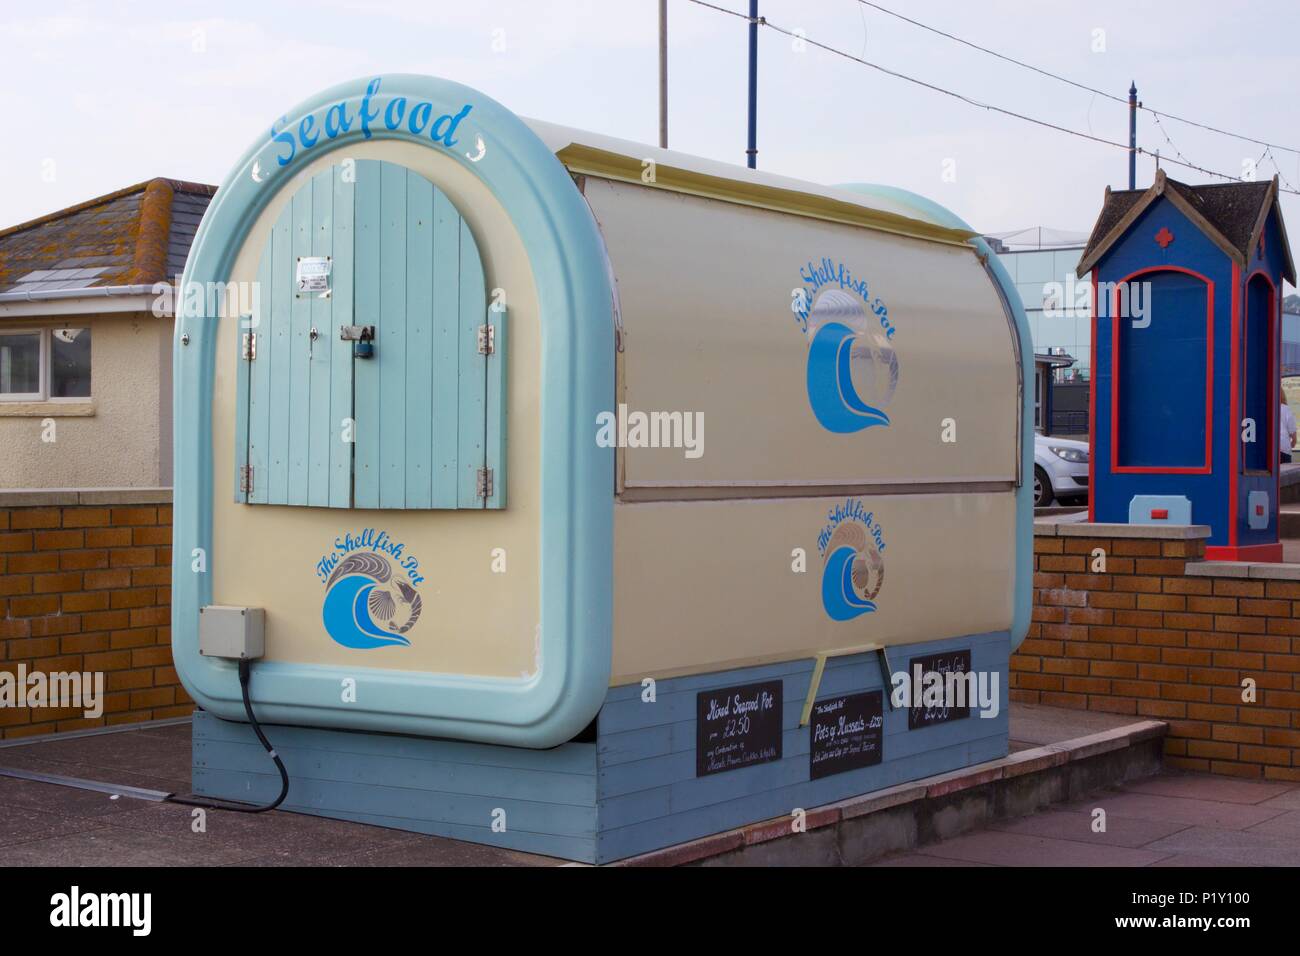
0,327,91,401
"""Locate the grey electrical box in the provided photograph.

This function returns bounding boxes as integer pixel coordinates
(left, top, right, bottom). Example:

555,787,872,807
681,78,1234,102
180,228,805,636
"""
199,605,265,660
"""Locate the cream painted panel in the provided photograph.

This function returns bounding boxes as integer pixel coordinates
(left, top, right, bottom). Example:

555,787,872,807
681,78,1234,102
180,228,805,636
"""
212,142,539,678
611,492,1015,683
583,177,1018,487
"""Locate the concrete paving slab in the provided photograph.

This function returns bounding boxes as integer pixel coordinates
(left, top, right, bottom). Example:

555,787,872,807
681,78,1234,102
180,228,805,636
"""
1008,703,1141,748
1124,773,1296,805
0,824,262,867
868,853,992,867
988,808,1190,848
1243,810,1300,841
1258,790,1300,812
1143,825,1300,867
1060,790,1289,830
319,839,564,867
104,800,419,861
0,730,191,781
911,830,1172,867
0,772,155,818
0,754,187,796
1149,853,1260,867
0,804,106,847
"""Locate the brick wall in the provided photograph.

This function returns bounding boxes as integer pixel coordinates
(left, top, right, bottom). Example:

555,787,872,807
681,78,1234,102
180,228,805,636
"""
0,491,189,739
1013,523,1300,781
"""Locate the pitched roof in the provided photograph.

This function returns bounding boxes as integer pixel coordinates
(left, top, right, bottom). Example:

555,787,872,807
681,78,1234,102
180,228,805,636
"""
0,178,216,296
1077,170,1295,283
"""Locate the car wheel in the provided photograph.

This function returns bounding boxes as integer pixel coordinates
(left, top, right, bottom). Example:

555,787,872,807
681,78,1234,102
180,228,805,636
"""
1034,466,1053,508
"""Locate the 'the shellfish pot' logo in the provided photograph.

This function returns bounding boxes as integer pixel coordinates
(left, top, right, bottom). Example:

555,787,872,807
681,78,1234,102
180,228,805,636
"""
316,529,424,649
793,258,899,434
817,499,885,622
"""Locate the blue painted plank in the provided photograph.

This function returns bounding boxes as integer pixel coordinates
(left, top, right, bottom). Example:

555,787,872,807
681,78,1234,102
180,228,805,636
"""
597,787,671,830
197,738,596,805
307,168,334,507
329,164,355,508
456,218,487,507
233,338,250,504
430,188,461,507
292,805,597,863
194,709,597,775
286,180,314,505
484,305,507,508
193,779,597,862
314,808,598,863
194,768,597,836
264,207,294,504
351,160,383,508
239,239,274,503
598,640,1009,765
404,173,435,508
378,162,408,508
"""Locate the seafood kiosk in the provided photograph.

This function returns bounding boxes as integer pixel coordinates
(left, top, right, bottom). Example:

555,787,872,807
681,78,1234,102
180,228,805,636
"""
174,74,1033,863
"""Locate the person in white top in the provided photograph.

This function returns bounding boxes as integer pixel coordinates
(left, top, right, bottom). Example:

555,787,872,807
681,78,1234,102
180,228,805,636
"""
1281,394,1297,464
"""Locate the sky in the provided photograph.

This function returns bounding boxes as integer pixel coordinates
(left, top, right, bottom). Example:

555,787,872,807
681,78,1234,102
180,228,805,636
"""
2,0,1298,251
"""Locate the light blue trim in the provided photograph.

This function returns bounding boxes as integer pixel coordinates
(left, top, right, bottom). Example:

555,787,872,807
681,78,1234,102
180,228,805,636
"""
836,185,1034,650
174,74,614,747
1129,494,1192,526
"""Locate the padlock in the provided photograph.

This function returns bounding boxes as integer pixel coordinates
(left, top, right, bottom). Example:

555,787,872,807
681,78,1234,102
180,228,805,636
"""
354,326,374,359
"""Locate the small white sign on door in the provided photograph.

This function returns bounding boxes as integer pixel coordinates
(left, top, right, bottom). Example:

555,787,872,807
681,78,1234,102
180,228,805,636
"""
296,256,331,294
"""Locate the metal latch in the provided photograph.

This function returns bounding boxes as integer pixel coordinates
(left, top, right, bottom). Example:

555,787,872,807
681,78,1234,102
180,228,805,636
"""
241,332,256,360
341,325,376,359
239,466,253,494
476,467,494,499
477,324,495,355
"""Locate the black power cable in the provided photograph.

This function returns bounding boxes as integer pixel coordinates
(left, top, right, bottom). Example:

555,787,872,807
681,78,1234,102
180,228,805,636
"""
168,658,289,814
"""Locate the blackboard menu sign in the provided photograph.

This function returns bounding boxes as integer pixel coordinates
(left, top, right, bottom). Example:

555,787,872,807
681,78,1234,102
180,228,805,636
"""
696,680,783,777
810,690,884,780
907,649,973,730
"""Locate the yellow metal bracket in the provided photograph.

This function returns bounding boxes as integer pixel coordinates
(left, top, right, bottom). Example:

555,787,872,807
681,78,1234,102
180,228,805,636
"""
799,643,894,727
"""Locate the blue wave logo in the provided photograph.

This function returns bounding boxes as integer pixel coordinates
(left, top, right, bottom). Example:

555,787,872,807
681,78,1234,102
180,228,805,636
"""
795,266,899,434
818,504,885,622
320,552,422,649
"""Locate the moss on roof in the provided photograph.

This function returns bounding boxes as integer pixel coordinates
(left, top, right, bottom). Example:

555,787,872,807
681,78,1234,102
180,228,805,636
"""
0,178,216,293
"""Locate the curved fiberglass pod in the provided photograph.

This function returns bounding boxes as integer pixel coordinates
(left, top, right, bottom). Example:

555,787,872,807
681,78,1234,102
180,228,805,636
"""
173,74,1031,750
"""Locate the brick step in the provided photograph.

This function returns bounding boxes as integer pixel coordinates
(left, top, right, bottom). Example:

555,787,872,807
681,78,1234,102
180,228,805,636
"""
615,717,1168,866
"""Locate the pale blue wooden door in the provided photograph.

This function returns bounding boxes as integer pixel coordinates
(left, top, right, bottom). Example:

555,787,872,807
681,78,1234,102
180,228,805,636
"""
236,159,505,510
239,165,354,508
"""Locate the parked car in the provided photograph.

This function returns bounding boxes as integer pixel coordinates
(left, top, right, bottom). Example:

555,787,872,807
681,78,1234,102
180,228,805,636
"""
1034,434,1089,507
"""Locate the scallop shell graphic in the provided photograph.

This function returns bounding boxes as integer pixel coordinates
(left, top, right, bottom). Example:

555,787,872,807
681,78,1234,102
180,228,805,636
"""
322,552,423,649
805,289,899,434
807,289,867,337
821,521,884,621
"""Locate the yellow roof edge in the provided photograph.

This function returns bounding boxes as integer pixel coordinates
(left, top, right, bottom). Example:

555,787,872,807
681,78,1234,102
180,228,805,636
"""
556,144,977,249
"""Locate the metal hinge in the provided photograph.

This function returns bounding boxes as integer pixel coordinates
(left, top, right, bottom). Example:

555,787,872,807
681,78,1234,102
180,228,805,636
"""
241,332,256,360
477,324,495,355
239,466,253,494
476,467,494,499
